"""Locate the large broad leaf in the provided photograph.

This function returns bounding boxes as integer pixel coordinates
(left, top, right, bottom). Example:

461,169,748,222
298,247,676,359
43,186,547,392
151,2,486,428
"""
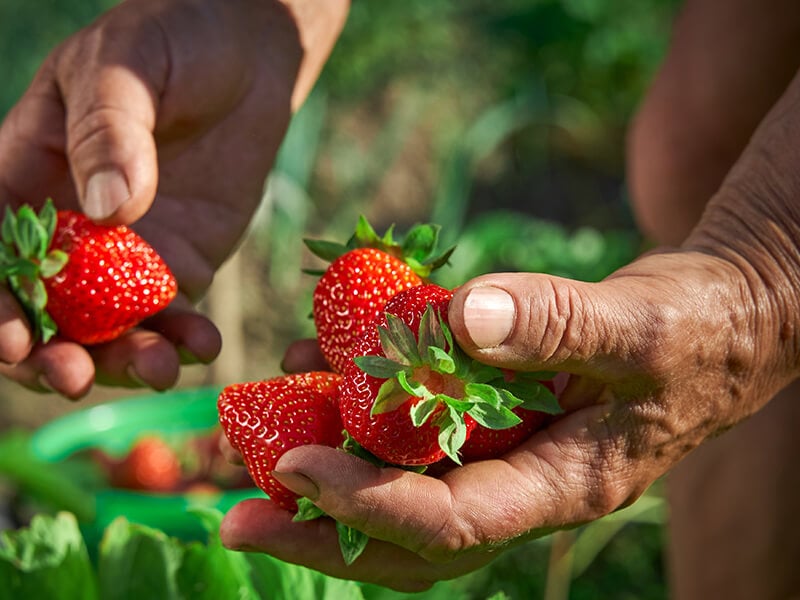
175,507,263,600
97,517,184,600
0,512,97,599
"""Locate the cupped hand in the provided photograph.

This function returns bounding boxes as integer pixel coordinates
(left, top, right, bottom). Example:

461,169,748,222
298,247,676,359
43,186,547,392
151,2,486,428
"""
220,244,798,591
0,0,347,398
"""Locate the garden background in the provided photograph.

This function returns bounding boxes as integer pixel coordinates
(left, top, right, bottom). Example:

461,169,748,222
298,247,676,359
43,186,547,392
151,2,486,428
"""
0,1,680,598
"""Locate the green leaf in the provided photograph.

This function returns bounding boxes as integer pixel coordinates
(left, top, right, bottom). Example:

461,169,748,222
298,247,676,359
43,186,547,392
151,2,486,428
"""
29,277,48,311
39,249,68,279
467,403,523,430
354,355,408,379
464,382,504,408
40,198,58,242
303,239,349,263
428,346,456,374
438,312,455,352
423,244,456,269
1,205,16,246
293,498,326,522
336,522,370,566
380,313,421,365
97,518,184,600
401,223,439,263
176,508,262,600
502,381,563,415
14,204,48,260
396,369,431,399
39,312,58,344
467,361,504,384
409,397,441,427
417,304,446,356
437,394,473,412
352,214,383,247
436,413,467,465
0,512,97,600
370,377,410,416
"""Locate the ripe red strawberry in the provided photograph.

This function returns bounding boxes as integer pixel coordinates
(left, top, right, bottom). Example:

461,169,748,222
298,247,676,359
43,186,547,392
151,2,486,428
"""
312,248,422,374
217,371,344,511
306,217,453,374
459,407,547,462
339,284,562,466
108,435,183,493
0,199,177,344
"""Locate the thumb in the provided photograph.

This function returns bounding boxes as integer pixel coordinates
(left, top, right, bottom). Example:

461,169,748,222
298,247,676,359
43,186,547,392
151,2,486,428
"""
57,27,163,224
448,272,643,377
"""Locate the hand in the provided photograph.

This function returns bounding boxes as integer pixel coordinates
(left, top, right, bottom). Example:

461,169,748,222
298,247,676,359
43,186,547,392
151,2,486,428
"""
219,238,797,590
0,0,348,398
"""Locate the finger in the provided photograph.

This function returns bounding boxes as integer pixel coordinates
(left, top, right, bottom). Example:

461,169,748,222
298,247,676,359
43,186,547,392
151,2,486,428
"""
271,446,547,561
270,403,660,555
0,289,34,365
219,498,489,592
55,14,166,223
281,339,329,373
218,434,243,466
142,302,222,366
447,272,650,377
89,330,181,391
0,340,95,400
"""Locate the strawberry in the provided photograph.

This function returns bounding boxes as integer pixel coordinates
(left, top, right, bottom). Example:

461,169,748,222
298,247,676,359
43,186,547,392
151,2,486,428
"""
460,378,556,462
338,284,562,466
0,199,177,344
306,216,453,374
217,371,344,511
108,435,183,493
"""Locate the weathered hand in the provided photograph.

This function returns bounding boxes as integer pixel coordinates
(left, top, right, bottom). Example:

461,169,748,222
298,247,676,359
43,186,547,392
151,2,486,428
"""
221,78,800,583
0,0,348,398
220,231,798,590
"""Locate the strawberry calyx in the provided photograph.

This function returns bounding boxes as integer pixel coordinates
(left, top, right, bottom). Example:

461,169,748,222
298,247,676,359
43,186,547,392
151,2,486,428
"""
0,199,67,342
354,304,563,464
304,215,455,278
293,497,370,566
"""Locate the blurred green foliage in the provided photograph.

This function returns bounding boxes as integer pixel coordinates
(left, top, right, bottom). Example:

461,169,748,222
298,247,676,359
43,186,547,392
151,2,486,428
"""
0,0,116,118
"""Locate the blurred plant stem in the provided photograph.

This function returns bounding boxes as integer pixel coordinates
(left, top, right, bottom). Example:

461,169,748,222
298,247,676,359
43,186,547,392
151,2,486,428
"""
206,250,246,386
544,530,576,600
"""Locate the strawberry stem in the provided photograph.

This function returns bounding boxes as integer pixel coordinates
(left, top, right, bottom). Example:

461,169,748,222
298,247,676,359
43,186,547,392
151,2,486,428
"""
303,215,455,278
355,304,563,463
0,199,65,343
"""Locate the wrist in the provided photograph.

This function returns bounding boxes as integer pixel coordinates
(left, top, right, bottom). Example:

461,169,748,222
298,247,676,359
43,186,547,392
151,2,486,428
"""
684,158,800,382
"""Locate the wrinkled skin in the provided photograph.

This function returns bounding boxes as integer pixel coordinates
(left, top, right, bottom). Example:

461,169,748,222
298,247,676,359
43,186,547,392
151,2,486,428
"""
0,0,348,398
221,0,800,594
4,0,800,596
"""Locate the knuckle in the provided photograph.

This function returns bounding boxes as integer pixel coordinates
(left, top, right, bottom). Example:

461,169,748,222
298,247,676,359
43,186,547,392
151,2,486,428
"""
414,511,480,564
532,278,592,363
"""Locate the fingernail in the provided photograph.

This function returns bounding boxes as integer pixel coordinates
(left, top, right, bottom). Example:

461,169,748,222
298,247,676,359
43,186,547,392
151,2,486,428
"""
272,470,320,500
462,287,516,348
84,169,129,220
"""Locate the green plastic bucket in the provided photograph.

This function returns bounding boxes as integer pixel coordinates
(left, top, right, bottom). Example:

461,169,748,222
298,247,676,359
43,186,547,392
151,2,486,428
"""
30,387,265,546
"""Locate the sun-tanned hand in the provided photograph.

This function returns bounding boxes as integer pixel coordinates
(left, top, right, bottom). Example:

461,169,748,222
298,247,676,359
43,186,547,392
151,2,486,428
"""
0,0,348,398
219,30,800,591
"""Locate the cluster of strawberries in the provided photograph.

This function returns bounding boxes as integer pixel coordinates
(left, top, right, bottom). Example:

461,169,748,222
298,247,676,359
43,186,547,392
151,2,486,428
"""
216,218,562,521
0,201,561,564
